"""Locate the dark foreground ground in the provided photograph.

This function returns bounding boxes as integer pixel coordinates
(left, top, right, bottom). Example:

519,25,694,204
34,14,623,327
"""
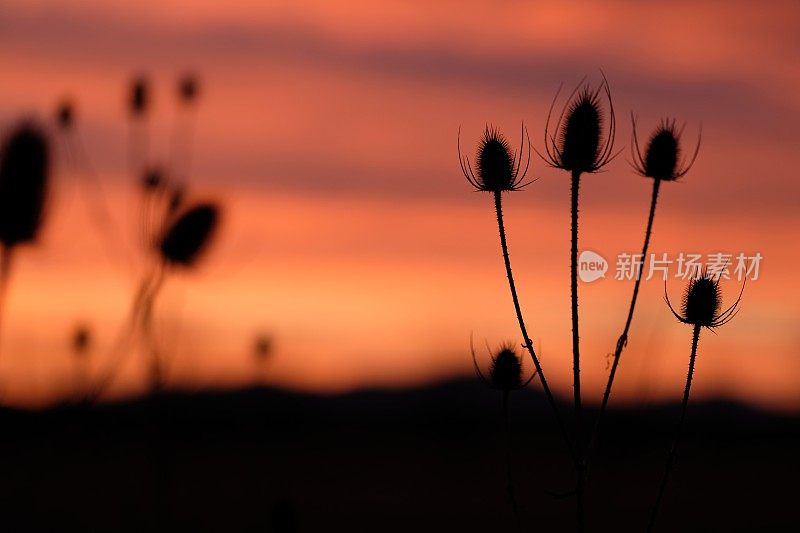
0,380,797,532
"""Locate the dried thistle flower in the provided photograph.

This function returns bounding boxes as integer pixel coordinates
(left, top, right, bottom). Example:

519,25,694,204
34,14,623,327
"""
472,342,535,392
542,77,616,174
632,118,700,182
459,125,531,192
158,202,220,267
665,270,743,329
0,122,50,247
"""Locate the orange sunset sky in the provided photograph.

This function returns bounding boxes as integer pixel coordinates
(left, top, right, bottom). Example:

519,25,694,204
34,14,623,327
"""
0,0,798,410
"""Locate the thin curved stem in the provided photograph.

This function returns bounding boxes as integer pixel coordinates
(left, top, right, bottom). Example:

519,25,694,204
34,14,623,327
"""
647,324,701,532
591,178,662,450
492,191,576,463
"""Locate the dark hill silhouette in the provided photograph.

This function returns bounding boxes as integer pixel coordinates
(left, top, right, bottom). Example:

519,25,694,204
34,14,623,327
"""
0,379,796,532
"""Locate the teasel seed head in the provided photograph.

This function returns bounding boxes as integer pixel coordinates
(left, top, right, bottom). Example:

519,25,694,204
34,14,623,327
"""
158,202,220,268
542,74,617,174
472,340,535,392
631,116,701,182
0,122,51,247
665,269,744,329
459,124,531,192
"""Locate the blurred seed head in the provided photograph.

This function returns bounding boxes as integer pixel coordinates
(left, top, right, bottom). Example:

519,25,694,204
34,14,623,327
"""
459,124,531,192
56,100,74,131
141,167,164,192
158,202,220,267
666,270,744,329
254,334,272,361
71,325,91,356
472,341,534,392
0,122,51,247
178,73,200,104
489,346,524,391
631,117,701,182
129,76,150,117
543,76,616,174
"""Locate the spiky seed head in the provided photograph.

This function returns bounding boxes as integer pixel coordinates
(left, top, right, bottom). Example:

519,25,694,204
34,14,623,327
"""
178,74,199,104
476,127,516,192
0,123,50,247
633,117,700,182
682,275,721,327
56,100,74,130
643,125,679,181
158,203,219,267
129,76,150,117
489,346,524,391
543,78,616,174
558,90,602,173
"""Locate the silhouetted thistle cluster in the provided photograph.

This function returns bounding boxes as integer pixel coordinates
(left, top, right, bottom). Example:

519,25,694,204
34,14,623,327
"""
55,71,226,398
459,73,739,532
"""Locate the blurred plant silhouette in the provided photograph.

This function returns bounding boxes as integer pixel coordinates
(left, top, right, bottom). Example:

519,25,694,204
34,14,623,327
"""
0,122,51,348
82,73,223,399
70,323,92,400
253,333,273,381
53,98,134,272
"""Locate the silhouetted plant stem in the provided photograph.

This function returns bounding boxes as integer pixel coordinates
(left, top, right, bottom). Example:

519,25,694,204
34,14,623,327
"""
647,324,701,532
141,266,167,393
591,177,662,451
88,267,164,401
570,170,582,429
502,390,521,527
569,170,586,533
492,191,575,463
